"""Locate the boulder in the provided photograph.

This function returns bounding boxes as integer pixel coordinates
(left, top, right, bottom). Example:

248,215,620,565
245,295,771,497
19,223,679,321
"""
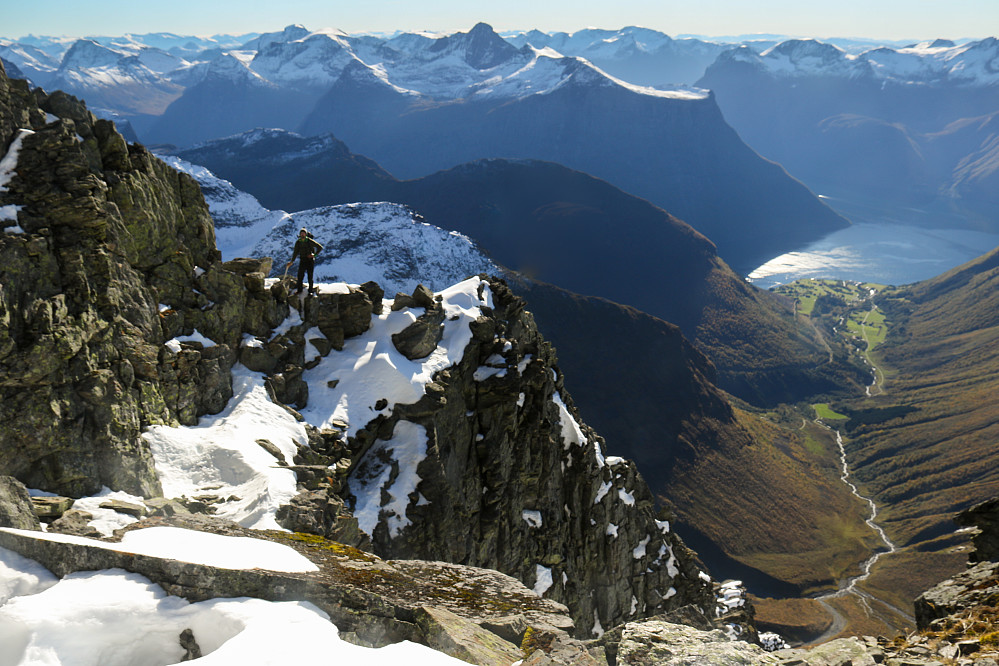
391,307,446,360
99,498,147,518
222,257,273,277
48,509,102,538
413,606,524,665
609,620,778,665
0,476,41,530
30,496,74,518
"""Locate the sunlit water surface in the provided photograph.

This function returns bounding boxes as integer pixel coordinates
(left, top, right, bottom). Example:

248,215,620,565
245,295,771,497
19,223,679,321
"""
747,223,999,289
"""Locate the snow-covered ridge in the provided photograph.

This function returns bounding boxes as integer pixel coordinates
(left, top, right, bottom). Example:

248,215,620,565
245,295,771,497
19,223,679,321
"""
164,155,499,296
1,23,719,110
726,36,999,85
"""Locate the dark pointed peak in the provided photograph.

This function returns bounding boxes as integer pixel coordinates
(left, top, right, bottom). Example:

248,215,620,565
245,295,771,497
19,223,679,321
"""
429,22,520,70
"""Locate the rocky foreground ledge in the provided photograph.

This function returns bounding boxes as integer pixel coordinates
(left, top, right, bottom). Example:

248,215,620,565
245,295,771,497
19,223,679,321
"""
0,507,774,666
3,490,999,665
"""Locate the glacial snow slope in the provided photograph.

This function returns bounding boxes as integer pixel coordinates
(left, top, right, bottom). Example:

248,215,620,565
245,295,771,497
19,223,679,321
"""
163,155,498,296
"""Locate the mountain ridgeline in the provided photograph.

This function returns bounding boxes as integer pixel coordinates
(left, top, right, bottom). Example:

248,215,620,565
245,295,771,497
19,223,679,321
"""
698,38,999,228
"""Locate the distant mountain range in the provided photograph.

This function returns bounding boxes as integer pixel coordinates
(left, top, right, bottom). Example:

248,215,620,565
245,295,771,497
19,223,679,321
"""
3,23,851,274
698,38,999,229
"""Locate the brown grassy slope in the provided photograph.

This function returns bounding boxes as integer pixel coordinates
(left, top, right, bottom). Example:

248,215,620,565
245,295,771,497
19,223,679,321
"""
845,246,999,547
668,411,878,595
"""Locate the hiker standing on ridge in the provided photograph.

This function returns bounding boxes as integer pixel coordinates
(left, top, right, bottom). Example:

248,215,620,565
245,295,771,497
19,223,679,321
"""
287,227,323,295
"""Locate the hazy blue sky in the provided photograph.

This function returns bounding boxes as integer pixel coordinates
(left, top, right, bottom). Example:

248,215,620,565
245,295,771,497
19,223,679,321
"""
2,0,995,41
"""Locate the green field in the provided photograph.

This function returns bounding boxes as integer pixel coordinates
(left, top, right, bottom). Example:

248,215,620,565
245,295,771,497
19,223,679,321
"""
813,403,848,420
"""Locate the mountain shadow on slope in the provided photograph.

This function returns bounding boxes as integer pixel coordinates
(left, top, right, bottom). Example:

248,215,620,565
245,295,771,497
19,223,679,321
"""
176,131,866,406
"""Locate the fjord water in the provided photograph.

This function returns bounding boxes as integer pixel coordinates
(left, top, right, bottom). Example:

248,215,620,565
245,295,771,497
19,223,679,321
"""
747,222,999,289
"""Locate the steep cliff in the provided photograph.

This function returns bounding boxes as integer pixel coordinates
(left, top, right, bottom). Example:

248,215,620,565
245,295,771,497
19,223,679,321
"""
0,62,288,497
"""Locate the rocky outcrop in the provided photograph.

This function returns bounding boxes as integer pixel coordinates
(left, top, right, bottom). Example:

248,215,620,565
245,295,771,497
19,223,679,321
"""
0,476,40,530
0,63,286,496
600,620,778,665
957,496,999,563
0,518,581,657
332,279,716,635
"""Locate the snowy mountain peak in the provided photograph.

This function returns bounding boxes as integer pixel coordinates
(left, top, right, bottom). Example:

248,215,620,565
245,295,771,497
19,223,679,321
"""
763,39,848,64
58,39,123,70
242,24,311,51
204,52,271,85
250,30,361,89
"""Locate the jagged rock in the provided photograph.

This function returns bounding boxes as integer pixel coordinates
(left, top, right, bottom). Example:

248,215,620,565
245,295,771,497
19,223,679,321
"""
350,277,715,634
773,637,881,665
48,509,102,538
915,560,999,630
413,605,525,665
392,292,418,311
255,438,287,465
179,628,202,661
957,497,999,563
275,490,370,549
0,65,294,497
391,306,446,360
521,627,607,665
0,476,41,530
143,497,193,518
99,498,147,518
30,496,74,518
411,284,435,307
359,281,385,315
314,287,374,348
266,368,309,410
479,614,530,645
604,620,778,665
221,257,273,277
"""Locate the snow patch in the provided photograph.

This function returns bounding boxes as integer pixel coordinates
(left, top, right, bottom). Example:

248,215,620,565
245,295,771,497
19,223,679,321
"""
348,420,428,538
533,565,553,596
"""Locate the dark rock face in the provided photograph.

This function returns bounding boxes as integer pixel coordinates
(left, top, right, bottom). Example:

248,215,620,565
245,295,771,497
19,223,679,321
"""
914,560,999,630
0,64,286,496
0,476,41,530
957,496,999,563
342,279,716,635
